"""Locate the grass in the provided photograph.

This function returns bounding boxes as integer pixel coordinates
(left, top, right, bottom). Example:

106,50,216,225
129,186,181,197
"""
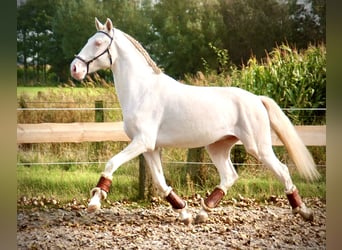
17,160,326,208
17,160,140,205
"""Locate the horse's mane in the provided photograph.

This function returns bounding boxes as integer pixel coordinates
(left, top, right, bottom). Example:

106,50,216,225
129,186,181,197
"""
123,33,162,74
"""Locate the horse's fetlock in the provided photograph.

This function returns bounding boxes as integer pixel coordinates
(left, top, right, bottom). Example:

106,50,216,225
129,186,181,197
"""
90,187,107,200
96,174,112,194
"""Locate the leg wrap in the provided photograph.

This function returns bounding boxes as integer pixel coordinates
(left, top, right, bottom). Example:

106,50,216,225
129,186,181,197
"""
165,190,186,210
204,187,225,210
286,186,313,221
286,187,303,209
96,175,112,194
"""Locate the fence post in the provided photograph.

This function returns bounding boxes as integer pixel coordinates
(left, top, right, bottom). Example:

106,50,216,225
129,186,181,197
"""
94,101,104,158
95,100,104,122
139,154,146,199
186,147,206,186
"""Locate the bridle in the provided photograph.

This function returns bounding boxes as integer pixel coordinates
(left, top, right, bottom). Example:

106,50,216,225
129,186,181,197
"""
74,30,114,74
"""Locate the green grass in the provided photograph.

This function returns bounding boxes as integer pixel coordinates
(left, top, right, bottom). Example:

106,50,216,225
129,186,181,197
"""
17,160,140,205
226,165,326,200
17,161,326,207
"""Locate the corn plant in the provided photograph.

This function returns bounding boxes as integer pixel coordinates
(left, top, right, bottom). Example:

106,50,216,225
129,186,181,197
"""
229,43,326,125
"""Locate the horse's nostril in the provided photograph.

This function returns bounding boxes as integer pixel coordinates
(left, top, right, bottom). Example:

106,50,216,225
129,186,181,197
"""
72,65,77,72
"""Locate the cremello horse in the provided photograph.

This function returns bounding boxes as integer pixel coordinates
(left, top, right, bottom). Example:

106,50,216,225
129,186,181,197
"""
70,18,319,224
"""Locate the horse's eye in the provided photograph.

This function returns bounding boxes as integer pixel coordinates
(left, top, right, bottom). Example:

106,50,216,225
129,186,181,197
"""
95,39,102,47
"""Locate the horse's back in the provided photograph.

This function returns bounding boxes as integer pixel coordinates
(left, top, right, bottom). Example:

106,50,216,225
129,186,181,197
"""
155,77,269,148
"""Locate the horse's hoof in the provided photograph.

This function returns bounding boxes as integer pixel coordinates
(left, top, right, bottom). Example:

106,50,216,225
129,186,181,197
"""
298,207,314,221
87,204,100,213
182,216,193,226
293,204,313,221
195,209,208,224
178,211,193,225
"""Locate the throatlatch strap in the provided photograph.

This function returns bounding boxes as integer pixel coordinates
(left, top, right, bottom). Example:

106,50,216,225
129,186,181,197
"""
204,187,225,209
286,188,303,209
165,190,186,210
96,176,112,193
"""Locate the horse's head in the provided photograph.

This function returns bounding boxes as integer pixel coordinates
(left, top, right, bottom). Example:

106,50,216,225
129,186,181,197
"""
70,18,116,80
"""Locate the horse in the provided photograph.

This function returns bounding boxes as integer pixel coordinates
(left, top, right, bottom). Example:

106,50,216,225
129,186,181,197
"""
70,18,320,224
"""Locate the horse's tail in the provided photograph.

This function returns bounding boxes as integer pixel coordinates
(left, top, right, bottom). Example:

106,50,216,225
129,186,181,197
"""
259,96,320,181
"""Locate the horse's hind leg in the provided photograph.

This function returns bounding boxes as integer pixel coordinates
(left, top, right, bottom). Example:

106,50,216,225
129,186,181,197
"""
250,143,313,221
143,149,192,225
195,137,238,223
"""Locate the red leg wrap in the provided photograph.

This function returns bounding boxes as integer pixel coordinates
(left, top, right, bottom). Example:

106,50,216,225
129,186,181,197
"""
204,187,225,209
96,176,112,193
286,188,303,209
165,190,186,210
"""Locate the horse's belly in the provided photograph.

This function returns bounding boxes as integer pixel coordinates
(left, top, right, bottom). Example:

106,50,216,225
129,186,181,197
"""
155,122,233,148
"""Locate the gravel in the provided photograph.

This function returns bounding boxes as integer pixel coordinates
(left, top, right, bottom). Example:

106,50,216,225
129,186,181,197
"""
17,196,325,249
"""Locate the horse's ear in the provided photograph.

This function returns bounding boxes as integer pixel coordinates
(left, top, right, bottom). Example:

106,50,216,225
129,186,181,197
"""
95,17,104,31
105,18,113,32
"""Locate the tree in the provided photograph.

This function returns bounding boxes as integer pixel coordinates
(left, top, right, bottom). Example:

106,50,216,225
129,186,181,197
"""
17,0,55,84
219,0,290,66
286,0,326,48
151,0,224,78
50,0,105,82
218,0,326,67
17,0,325,84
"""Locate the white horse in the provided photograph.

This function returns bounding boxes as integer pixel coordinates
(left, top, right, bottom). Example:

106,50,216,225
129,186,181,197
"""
70,18,319,224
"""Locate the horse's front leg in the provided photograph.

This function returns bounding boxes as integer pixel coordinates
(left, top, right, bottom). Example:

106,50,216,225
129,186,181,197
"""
87,139,147,212
143,150,192,225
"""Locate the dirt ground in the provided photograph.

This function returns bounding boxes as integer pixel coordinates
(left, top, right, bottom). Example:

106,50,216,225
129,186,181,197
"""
17,196,325,249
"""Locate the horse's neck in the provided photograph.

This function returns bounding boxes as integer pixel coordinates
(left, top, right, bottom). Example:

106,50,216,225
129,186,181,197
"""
111,30,159,112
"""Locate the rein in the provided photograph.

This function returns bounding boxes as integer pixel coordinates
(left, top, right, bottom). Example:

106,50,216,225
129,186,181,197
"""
74,30,114,74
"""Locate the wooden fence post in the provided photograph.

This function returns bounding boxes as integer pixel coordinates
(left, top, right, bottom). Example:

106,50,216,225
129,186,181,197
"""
94,101,104,158
138,154,157,200
95,100,104,122
186,147,206,186
139,154,146,199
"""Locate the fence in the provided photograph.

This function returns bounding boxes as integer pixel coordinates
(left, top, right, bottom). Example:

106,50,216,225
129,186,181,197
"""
17,102,326,199
17,122,326,146
16,101,326,159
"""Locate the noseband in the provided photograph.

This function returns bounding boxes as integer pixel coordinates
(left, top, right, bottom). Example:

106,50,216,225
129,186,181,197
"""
74,30,114,74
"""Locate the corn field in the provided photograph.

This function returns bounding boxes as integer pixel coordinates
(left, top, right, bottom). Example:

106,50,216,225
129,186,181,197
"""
188,43,326,125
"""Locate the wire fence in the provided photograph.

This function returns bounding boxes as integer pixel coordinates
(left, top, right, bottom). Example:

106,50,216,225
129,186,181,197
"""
16,161,327,168
17,107,326,111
